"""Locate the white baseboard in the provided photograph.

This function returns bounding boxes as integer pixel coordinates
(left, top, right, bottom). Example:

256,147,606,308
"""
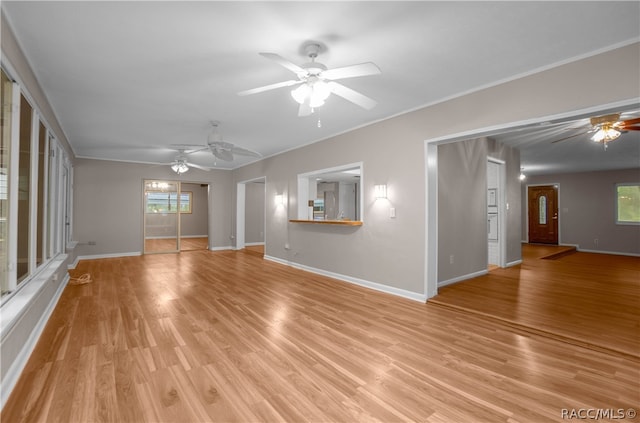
208,246,233,251
1,273,69,409
264,255,427,303
506,259,523,267
576,248,640,257
438,269,488,288
70,251,142,269
245,242,265,247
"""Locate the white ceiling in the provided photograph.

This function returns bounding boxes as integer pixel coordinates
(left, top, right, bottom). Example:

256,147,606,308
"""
2,1,639,173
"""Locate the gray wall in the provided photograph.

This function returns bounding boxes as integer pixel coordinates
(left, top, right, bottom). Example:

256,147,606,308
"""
522,168,640,255
232,42,639,298
73,159,232,256
245,181,265,244
180,183,209,237
438,139,489,280
437,137,521,282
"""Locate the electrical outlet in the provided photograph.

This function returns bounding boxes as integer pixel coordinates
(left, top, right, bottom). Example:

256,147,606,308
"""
449,255,454,264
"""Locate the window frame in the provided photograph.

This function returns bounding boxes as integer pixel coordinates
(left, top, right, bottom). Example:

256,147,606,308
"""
615,182,640,226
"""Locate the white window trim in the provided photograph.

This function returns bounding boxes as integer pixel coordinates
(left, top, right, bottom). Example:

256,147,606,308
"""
615,182,640,226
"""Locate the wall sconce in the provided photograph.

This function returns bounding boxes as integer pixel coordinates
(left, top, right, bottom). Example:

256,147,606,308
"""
519,168,526,181
275,194,284,206
374,184,387,199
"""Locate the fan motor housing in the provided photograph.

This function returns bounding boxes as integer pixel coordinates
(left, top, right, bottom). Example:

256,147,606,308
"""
590,113,620,127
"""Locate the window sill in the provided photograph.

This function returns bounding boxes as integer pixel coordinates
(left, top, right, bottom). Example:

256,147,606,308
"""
0,254,68,340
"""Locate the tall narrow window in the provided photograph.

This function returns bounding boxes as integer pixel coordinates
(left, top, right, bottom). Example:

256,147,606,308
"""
1,70,12,295
36,122,47,266
17,94,32,282
47,138,58,259
36,121,46,265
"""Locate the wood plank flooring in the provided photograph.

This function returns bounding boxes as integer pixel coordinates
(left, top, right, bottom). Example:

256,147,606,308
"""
2,248,639,422
144,237,209,253
431,244,640,359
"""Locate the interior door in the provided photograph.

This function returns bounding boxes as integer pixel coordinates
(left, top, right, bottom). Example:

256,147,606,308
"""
528,185,558,244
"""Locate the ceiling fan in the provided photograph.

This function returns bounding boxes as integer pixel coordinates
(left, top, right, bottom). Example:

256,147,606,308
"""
163,149,211,175
238,42,381,117
173,123,262,164
205,123,261,162
551,112,640,149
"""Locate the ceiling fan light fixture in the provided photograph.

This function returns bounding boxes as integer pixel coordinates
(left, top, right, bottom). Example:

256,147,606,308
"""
591,124,621,143
291,79,332,108
171,161,189,174
291,83,310,104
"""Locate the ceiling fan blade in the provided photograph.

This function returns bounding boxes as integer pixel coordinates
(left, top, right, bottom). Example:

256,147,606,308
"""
328,82,377,110
187,162,211,171
618,117,640,130
298,99,313,117
238,79,301,96
212,148,234,162
170,144,209,154
550,131,590,144
259,52,306,74
322,62,381,80
231,146,262,158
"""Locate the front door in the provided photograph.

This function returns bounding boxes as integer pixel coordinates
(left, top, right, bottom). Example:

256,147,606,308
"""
528,185,558,244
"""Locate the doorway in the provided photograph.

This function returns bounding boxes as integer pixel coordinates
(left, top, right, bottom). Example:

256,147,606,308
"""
179,183,209,251
487,159,506,269
527,185,559,244
143,180,209,254
236,177,266,255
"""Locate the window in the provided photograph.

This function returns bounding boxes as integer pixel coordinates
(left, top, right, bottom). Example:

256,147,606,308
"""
36,121,47,266
146,191,192,214
1,69,12,295
616,183,640,225
1,68,71,300
17,94,32,282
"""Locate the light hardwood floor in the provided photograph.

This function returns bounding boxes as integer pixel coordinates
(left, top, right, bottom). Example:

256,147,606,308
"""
144,237,209,253
431,244,640,360
2,247,638,422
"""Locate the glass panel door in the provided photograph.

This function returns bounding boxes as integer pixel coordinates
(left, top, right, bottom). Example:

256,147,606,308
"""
144,180,180,253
